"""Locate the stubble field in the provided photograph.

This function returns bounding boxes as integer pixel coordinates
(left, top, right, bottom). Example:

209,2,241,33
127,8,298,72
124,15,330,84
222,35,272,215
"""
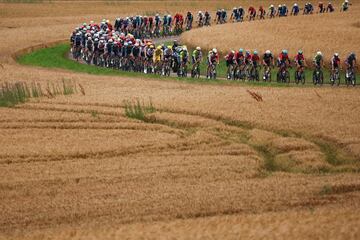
0,1,360,239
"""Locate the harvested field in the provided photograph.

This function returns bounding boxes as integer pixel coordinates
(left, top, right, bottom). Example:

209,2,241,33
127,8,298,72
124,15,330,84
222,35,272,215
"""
1,1,360,239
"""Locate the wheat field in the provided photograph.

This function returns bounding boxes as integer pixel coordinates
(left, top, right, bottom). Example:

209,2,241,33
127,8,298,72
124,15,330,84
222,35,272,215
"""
1,1,360,239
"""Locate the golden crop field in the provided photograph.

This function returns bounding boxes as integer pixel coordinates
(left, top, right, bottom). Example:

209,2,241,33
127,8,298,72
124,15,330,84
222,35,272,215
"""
0,1,360,239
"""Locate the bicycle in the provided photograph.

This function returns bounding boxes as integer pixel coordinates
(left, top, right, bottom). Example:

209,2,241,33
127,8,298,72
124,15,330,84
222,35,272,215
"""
191,61,201,78
312,65,324,85
294,66,306,84
330,67,341,86
277,64,290,83
207,62,217,80
163,58,172,76
345,67,356,86
226,62,235,80
262,65,272,82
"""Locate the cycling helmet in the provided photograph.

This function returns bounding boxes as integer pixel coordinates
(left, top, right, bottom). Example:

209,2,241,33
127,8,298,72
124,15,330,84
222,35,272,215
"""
167,45,172,49
183,46,188,51
239,48,244,53
345,0,349,2
283,4,286,7
87,37,92,40
213,48,217,54
124,42,128,46
233,7,237,10
246,50,250,55
265,50,271,54
109,39,113,43
231,50,235,54
168,14,171,17
282,49,288,54
350,52,356,57
294,3,298,6
199,11,202,14
254,50,258,55
222,9,225,11
298,50,303,54
279,4,282,7
334,53,339,57
270,5,274,8
150,45,155,49
317,51,323,56
157,45,162,50
196,46,201,51
95,38,99,41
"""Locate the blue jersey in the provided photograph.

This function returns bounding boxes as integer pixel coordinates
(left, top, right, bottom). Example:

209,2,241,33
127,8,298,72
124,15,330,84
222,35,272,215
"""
292,6,299,14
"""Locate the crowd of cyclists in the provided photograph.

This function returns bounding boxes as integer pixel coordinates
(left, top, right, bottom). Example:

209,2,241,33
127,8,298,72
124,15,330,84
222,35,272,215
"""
70,0,356,86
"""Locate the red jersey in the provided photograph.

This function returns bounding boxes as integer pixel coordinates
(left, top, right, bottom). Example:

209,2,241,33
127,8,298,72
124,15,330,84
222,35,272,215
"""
248,7,256,14
235,52,244,61
278,53,289,61
295,54,304,61
251,54,260,62
226,52,235,61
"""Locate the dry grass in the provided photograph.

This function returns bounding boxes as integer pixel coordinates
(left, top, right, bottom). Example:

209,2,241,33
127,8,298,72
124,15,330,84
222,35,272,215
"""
0,1,360,239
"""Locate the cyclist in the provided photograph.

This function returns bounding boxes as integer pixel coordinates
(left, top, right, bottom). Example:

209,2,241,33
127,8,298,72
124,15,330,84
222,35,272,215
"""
225,50,235,79
245,50,252,67
268,5,276,18
185,11,193,30
197,11,204,26
330,53,341,78
248,6,256,20
167,14,173,32
174,13,183,30
291,3,300,15
263,50,274,69
278,49,291,69
178,46,189,76
215,9,222,24
207,48,219,79
277,4,283,17
281,4,288,16
345,52,356,69
313,51,324,69
131,42,141,68
204,11,211,25
341,0,351,11
251,50,260,79
162,15,168,34
192,46,203,74
221,9,227,23
262,50,274,80
294,50,306,79
153,45,163,73
144,44,155,73
318,2,325,13
234,49,245,78
326,2,335,12
231,7,239,22
238,6,245,21
258,6,266,19
163,45,173,63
